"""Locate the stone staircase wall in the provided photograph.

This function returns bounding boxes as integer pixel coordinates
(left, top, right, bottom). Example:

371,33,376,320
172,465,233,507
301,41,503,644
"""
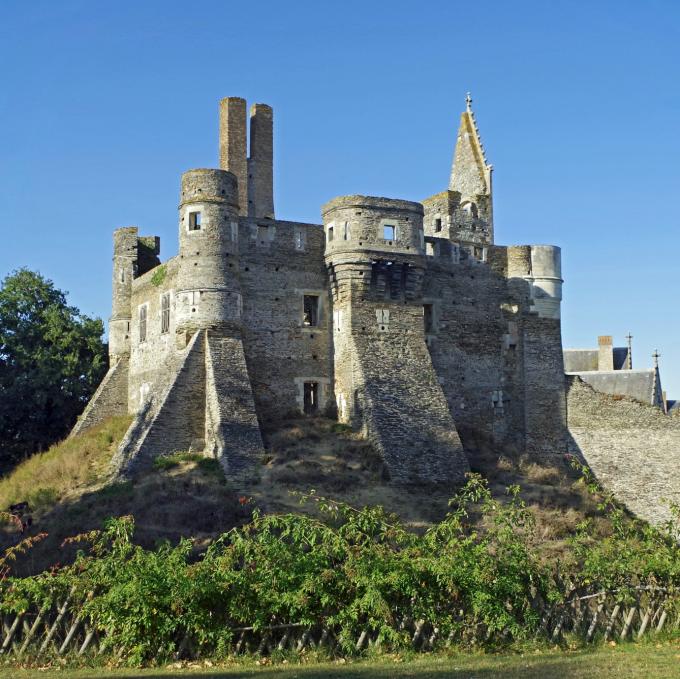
70,357,129,438
112,332,206,476
352,332,468,484
205,333,264,480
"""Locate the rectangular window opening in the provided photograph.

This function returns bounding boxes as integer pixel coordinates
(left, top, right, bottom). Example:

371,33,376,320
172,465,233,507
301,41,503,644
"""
383,224,395,241
426,242,435,257
343,221,350,240
139,305,147,343
189,211,202,231
161,293,170,334
424,304,434,333
435,218,442,232
303,295,320,327
327,226,334,242
303,382,319,414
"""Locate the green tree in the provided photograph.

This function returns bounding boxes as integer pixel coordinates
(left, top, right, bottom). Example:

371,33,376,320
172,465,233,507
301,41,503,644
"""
0,269,107,467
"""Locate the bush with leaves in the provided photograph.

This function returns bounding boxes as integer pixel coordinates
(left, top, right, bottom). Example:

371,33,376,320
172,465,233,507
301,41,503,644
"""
0,476,560,664
569,460,680,598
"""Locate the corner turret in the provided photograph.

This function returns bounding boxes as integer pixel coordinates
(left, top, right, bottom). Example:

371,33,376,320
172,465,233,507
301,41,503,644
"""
110,226,160,361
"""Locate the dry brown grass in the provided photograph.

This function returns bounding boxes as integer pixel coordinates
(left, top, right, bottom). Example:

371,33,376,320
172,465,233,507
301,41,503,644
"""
0,416,132,514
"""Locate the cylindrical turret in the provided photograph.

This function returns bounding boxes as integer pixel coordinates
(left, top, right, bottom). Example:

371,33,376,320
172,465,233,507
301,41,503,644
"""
175,169,242,344
529,245,562,320
109,226,138,360
323,195,424,256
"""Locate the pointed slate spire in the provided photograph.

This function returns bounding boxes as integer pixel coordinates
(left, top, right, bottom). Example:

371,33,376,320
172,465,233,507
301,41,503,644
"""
449,92,493,199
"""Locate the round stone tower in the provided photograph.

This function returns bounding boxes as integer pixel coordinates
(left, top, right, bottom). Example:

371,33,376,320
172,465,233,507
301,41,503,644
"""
175,168,242,346
527,245,562,320
323,195,425,305
322,195,427,424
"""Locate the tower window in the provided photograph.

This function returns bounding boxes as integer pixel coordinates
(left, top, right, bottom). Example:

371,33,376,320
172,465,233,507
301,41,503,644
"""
303,295,319,327
295,228,305,250
139,304,147,343
435,218,442,232
188,211,202,231
160,293,170,334
383,224,395,241
461,201,478,219
303,381,319,414
426,242,435,257
343,221,350,240
327,225,334,242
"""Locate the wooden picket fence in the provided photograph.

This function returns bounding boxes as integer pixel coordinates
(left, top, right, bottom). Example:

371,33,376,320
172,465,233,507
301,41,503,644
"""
1,586,678,661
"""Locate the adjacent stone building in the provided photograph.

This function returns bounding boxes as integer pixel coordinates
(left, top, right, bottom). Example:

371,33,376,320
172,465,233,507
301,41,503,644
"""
565,334,666,410
73,95,567,484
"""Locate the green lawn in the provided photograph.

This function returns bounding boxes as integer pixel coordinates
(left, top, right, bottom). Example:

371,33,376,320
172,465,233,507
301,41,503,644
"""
3,643,680,679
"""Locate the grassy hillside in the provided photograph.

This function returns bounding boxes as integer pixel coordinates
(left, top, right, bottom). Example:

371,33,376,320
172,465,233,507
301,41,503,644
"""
1,414,605,574
0,416,131,512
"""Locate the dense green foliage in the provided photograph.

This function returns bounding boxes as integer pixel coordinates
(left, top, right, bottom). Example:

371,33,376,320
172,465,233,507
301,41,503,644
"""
2,473,680,666
150,265,166,287
0,269,107,465
569,462,680,596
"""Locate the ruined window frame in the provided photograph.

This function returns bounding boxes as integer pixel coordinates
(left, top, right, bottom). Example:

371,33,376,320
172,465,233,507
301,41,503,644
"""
294,228,306,251
303,381,320,414
138,303,148,343
303,294,320,327
160,292,171,334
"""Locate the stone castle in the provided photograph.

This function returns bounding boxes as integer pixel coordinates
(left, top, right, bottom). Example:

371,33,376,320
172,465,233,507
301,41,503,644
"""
72,94,568,484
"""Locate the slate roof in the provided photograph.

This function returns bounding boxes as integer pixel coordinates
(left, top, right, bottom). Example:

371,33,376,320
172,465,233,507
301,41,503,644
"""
565,369,658,406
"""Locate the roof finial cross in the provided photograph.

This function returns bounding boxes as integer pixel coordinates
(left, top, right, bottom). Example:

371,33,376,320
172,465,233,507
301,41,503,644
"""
465,92,473,112
625,332,633,370
653,349,660,368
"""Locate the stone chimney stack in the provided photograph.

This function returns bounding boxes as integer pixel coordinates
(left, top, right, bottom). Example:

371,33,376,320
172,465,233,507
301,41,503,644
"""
598,335,614,371
248,103,274,219
219,97,248,216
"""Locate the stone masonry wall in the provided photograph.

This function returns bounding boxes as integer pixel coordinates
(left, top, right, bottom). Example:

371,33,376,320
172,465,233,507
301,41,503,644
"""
567,375,680,527
423,244,528,454
128,257,180,414
238,218,331,423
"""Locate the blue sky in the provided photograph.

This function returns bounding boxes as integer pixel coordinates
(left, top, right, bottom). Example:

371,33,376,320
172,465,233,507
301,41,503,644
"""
1,1,679,395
